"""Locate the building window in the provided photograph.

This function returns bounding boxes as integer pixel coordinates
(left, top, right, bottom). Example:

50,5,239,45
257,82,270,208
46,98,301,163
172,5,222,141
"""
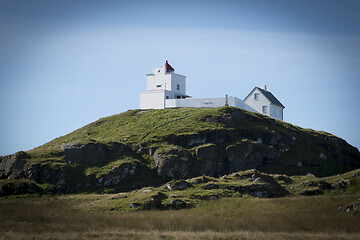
177,84,180,91
254,93,259,101
166,96,169,99
156,84,162,88
262,106,268,114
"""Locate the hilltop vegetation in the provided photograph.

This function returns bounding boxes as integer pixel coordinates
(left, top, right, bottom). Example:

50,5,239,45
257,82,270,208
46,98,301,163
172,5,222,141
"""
1,107,359,195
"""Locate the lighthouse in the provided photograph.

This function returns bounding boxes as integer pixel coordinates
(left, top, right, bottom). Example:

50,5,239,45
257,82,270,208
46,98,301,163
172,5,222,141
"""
140,61,188,109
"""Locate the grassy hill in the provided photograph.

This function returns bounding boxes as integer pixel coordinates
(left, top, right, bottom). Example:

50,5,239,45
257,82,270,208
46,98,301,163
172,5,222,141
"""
1,107,360,195
1,106,360,239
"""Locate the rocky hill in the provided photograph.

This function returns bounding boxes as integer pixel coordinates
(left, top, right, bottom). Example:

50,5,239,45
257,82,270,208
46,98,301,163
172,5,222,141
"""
84,168,360,211
1,107,360,195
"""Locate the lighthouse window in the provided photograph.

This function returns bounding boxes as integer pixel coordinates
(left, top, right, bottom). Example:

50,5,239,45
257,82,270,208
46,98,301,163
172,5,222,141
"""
156,84,162,88
177,84,180,90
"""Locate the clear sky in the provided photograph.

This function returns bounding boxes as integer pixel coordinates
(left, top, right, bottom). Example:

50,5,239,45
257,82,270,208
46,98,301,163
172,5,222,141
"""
1,0,360,156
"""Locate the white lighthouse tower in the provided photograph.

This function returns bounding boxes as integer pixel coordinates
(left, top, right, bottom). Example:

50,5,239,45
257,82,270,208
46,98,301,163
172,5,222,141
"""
140,61,188,109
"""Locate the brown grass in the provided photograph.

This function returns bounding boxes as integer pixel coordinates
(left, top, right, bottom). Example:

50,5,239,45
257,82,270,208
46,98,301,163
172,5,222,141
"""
2,230,360,240
0,194,359,239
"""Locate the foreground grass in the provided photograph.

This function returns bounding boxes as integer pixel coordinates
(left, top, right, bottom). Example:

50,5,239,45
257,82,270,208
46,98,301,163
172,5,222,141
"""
2,230,360,240
1,193,359,239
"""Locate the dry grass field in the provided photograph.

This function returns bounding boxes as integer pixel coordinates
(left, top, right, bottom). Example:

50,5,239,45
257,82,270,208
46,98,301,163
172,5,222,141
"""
1,193,359,240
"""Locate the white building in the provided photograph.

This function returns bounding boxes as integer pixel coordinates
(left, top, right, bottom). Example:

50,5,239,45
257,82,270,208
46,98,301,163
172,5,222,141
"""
140,61,285,120
140,61,189,109
244,85,285,120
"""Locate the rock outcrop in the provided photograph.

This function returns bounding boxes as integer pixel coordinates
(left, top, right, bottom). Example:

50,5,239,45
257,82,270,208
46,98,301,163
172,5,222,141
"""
96,163,137,187
0,151,27,179
0,180,43,196
226,140,279,172
0,142,142,194
61,142,126,165
153,147,191,178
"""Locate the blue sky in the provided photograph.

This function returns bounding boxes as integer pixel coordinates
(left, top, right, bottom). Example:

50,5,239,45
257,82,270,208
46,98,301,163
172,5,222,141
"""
1,0,360,155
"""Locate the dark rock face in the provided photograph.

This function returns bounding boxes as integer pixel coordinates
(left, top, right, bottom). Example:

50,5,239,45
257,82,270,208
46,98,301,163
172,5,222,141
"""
151,129,360,178
0,142,138,193
152,139,280,179
299,189,323,196
153,125,360,179
143,199,163,210
168,199,188,209
153,147,191,178
21,163,64,184
0,151,26,179
195,144,222,160
155,108,360,179
193,176,209,184
226,141,279,172
61,142,125,165
0,181,43,196
97,163,137,187
323,137,360,168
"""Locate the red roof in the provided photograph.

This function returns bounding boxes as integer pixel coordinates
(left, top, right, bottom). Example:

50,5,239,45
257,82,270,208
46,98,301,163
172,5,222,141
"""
165,60,174,72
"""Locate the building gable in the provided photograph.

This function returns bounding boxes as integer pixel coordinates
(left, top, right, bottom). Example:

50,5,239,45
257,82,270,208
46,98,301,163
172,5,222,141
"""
244,87,284,109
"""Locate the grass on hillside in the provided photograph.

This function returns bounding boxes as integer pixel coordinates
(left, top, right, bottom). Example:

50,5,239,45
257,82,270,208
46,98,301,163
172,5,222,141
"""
32,107,338,153
33,108,228,150
19,106,351,179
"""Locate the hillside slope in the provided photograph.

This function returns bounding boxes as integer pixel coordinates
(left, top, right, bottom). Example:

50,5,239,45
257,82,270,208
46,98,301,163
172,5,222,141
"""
1,107,360,194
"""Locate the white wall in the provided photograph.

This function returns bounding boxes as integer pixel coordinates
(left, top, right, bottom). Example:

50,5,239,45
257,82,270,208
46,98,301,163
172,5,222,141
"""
140,90,166,109
146,69,186,98
231,97,256,112
146,74,155,90
146,73,172,91
170,73,186,96
166,97,226,108
244,88,271,117
270,104,283,120
166,97,256,112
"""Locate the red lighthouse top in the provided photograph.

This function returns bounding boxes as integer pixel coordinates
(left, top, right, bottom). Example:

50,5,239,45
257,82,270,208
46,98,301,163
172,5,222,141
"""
165,60,174,72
